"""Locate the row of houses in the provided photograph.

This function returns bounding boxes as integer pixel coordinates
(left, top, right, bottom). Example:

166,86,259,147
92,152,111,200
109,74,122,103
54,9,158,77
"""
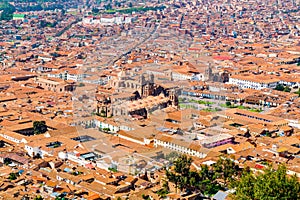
83,15,137,25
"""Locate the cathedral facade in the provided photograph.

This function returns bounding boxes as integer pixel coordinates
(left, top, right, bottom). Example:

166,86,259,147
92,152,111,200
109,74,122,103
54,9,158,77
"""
96,71,179,119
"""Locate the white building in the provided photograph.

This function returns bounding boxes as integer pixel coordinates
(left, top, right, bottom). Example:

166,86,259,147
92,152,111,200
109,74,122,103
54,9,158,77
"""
94,117,120,133
279,75,300,88
48,70,88,82
172,71,205,81
83,15,137,26
154,134,207,158
229,74,280,90
0,130,27,144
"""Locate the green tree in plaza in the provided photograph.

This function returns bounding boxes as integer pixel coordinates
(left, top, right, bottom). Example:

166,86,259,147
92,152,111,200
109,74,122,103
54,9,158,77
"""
283,86,291,92
34,196,44,200
275,84,285,91
33,120,48,134
8,172,18,180
225,101,232,107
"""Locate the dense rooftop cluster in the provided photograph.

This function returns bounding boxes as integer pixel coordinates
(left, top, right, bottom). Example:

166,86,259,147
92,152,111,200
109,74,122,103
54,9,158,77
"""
0,0,300,199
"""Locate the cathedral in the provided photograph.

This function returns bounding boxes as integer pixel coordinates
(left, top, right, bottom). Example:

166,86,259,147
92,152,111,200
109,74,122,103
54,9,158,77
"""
96,70,179,119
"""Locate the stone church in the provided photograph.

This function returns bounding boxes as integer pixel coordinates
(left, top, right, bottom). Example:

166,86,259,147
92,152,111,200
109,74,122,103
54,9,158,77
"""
96,70,179,119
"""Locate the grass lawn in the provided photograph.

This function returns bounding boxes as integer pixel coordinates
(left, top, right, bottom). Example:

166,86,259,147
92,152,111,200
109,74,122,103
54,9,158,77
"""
220,104,263,112
179,104,198,109
189,99,215,105
202,108,221,112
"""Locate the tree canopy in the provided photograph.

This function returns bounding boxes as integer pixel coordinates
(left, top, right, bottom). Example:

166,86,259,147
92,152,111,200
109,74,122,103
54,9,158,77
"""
166,154,239,196
33,121,47,134
283,86,291,92
8,172,19,180
34,196,43,200
275,84,285,91
213,155,240,185
233,165,300,200
0,140,5,148
165,154,300,199
0,2,15,20
275,84,291,92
